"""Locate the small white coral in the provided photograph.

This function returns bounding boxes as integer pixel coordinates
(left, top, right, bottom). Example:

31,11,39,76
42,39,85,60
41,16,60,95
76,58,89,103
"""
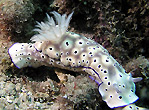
30,11,74,43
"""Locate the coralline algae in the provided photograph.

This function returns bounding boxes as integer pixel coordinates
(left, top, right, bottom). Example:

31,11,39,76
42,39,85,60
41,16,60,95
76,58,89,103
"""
8,11,146,109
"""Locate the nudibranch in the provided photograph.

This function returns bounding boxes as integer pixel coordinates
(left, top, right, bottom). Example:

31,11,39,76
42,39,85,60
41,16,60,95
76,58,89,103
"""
8,11,144,109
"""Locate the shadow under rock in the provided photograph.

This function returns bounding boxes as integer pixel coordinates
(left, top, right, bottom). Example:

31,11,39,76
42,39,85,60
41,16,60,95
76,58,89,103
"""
6,66,60,82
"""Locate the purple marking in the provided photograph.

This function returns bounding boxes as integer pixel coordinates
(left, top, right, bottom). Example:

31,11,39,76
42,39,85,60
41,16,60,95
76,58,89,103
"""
80,66,103,86
89,76,103,86
8,43,21,69
83,66,102,80
89,75,94,80
33,45,42,52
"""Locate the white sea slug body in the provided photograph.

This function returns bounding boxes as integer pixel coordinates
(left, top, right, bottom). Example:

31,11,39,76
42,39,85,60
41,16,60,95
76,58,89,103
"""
9,11,142,109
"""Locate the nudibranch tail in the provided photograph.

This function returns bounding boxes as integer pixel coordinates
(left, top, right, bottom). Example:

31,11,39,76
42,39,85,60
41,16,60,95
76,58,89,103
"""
114,104,149,110
30,11,73,43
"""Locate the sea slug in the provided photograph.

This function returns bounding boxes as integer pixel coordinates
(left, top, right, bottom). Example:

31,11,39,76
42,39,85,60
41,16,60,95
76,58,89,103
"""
8,11,145,109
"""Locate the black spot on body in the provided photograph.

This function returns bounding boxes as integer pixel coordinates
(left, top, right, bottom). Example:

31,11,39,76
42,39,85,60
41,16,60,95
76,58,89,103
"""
66,42,69,46
94,59,96,62
69,58,72,61
42,55,45,58
56,53,59,56
119,74,122,77
129,106,132,109
119,96,122,99
106,60,109,62
98,65,101,68
104,70,107,73
89,52,92,54
49,48,53,50
79,42,82,44
122,85,125,88
27,57,30,60
74,51,77,54
29,45,32,48
108,82,110,85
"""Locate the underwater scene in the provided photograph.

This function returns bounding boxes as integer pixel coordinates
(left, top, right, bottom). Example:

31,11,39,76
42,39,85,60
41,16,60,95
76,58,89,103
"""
0,0,149,110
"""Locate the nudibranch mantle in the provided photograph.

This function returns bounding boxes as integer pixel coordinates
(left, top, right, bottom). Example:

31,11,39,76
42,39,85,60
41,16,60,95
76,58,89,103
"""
9,11,139,108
